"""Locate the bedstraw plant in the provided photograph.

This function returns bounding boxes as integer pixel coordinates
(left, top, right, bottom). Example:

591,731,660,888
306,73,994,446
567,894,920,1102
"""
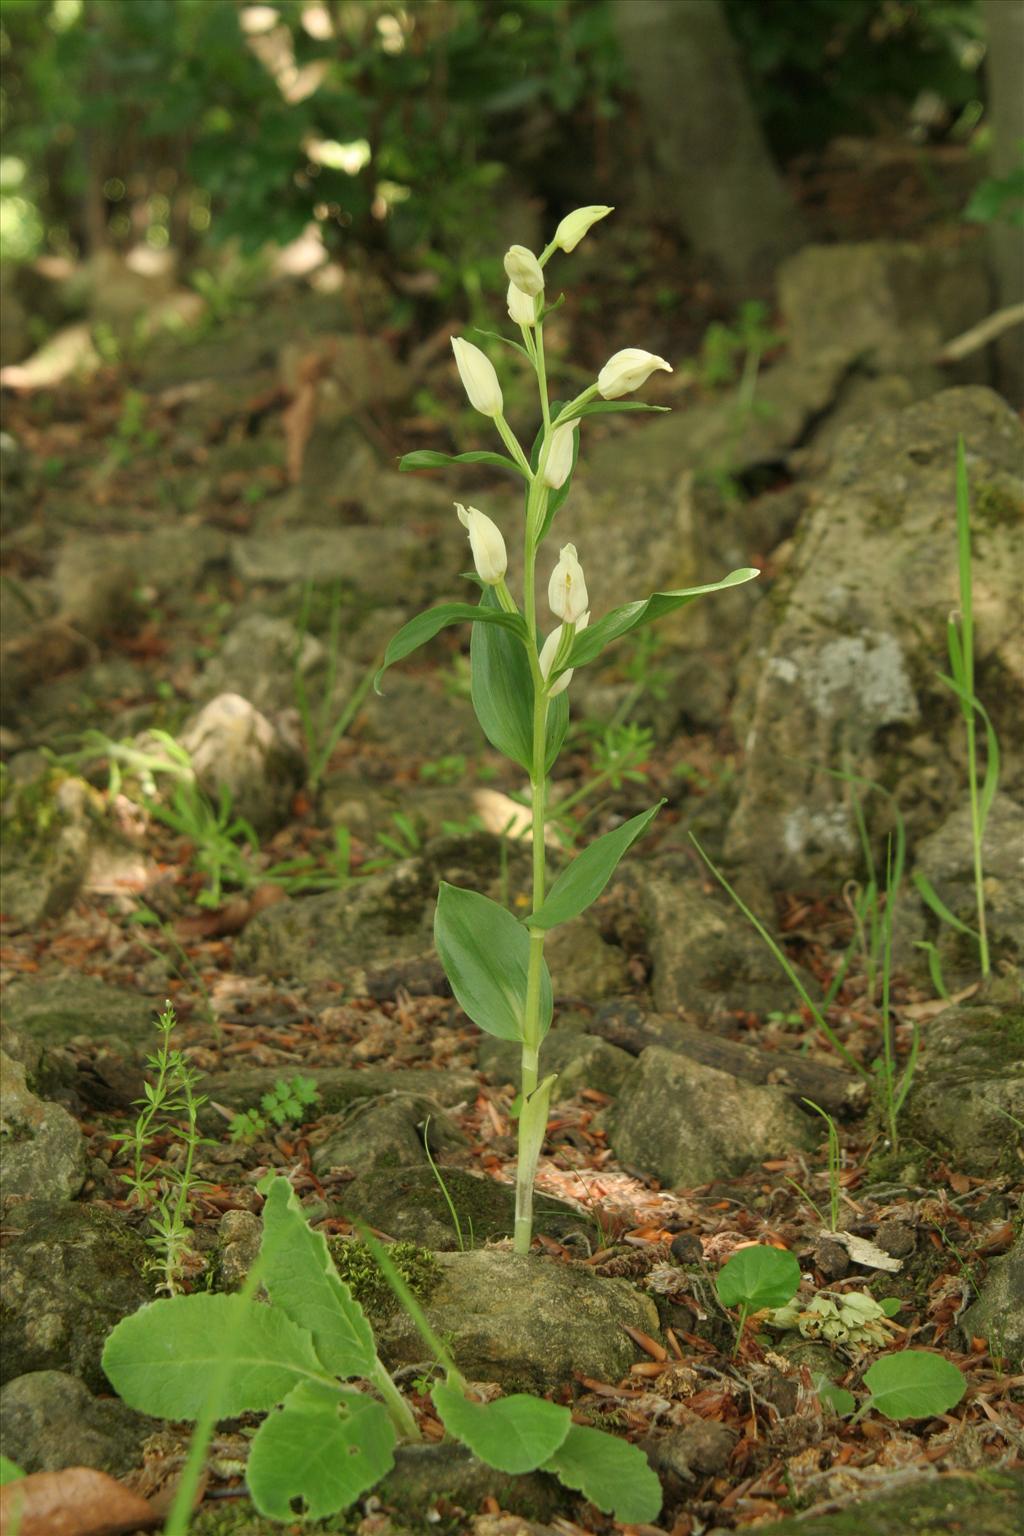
376,205,759,1253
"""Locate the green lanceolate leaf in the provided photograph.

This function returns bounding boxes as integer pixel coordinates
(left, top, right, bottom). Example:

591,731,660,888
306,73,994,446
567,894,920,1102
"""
101,1294,327,1420
559,400,671,422
375,603,526,694
247,1382,396,1521
435,882,552,1043
470,588,566,773
398,448,527,479
260,1177,377,1379
542,1423,662,1523
469,328,533,363
715,1247,800,1311
566,569,760,672
431,1383,570,1474
862,1351,966,1420
527,801,665,930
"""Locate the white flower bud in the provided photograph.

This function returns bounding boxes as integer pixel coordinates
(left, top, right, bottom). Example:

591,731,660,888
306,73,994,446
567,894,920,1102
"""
539,612,590,697
597,347,672,400
506,281,536,328
451,336,503,418
456,503,507,585
554,204,614,253
548,542,588,624
503,244,545,298
541,420,577,490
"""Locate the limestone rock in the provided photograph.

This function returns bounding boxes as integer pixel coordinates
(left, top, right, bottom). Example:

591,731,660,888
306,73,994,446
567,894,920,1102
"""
179,691,304,835
0,1370,154,1477
376,1247,661,1394
726,388,1023,888
609,1046,815,1187
0,1202,151,1390
902,1005,1024,1176
910,794,1024,984
0,1051,85,1203
197,611,335,715
960,1230,1023,1369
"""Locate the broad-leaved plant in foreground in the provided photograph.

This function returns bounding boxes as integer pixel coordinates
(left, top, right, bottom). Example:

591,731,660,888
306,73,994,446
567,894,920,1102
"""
376,205,759,1252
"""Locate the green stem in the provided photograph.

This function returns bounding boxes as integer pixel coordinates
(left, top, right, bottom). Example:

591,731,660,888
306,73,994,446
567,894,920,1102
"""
515,675,550,1254
535,320,551,434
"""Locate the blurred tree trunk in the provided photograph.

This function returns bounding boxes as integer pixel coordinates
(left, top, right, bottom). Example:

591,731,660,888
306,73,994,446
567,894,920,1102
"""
611,0,802,287
981,0,1024,403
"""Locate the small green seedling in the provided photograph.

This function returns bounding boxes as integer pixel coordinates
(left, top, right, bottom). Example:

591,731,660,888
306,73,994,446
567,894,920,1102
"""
769,1290,900,1348
101,1176,662,1527
228,1074,321,1144
814,1351,967,1423
715,1245,801,1354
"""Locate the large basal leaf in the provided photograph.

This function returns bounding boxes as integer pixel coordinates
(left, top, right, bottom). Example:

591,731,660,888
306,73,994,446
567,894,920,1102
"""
432,1384,570,1474
398,448,526,479
260,1177,377,1380
470,589,566,774
542,1423,662,1523
247,1382,395,1521
565,569,760,672
101,1294,326,1420
374,603,526,695
527,802,664,930
715,1247,800,1311
863,1351,966,1421
435,882,552,1043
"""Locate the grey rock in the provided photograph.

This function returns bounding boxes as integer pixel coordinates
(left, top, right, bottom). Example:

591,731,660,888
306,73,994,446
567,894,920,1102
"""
478,1027,633,1102
960,1230,1023,1369
197,612,335,715
377,1247,661,1394
707,1472,1023,1536
378,1442,562,1525
1,975,160,1053
642,1416,736,1483
911,794,1024,983
0,776,103,926
232,525,437,607
217,1209,262,1291
902,1005,1024,1176
179,691,304,835
545,917,630,1003
618,860,816,1017
609,1046,815,1187
778,242,989,378
0,1370,153,1476
337,1165,585,1253
0,1051,85,1203
0,1202,151,1390
310,1097,429,1177
726,388,1023,888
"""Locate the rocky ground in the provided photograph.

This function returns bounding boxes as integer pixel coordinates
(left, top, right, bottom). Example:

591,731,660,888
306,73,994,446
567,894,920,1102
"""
1,216,1022,1536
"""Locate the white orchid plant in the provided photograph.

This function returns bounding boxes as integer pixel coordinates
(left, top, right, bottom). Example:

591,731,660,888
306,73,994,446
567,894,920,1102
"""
377,205,759,1252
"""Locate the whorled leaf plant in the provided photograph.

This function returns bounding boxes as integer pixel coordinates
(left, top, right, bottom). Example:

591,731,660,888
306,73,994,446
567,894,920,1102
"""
376,205,759,1252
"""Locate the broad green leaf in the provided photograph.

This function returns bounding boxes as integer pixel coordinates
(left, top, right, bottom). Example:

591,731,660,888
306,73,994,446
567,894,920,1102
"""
559,400,671,422
715,1247,800,1311
566,569,759,671
398,448,526,479
435,882,552,1043
810,1373,856,1417
527,802,664,930
0,1455,25,1484
470,588,566,774
863,1351,966,1420
260,1177,377,1379
101,1294,327,1419
432,1383,570,1474
542,1423,662,1523
375,603,526,694
247,1382,395,1521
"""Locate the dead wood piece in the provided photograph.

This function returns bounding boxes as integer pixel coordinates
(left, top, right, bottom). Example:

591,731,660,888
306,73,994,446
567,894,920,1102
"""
590,1007,866,1117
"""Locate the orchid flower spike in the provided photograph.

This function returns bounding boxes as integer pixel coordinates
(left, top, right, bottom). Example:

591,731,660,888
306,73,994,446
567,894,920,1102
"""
542,420,578,490
597,348,672,400
456,503,507,585
539,612,590,697
554,205,614,253
503,244,545,298
451,336,503,418
548,542,588,625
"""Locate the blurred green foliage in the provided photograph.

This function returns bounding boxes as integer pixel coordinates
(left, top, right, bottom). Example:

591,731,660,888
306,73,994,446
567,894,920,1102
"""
725,0,985,156
0,0,990,273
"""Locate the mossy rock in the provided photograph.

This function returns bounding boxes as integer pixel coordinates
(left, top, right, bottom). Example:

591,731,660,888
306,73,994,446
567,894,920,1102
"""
749,1471,1022,1535
901,1005,1024,1175
335,1164,588,1252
